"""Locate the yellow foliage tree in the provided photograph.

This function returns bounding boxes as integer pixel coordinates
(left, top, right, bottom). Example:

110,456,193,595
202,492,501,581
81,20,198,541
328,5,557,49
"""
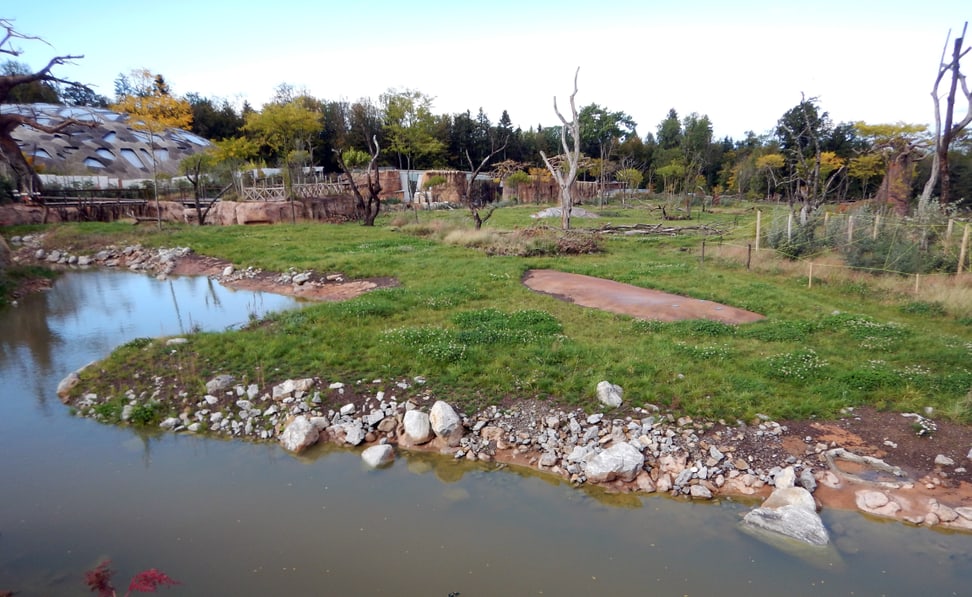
111,68,193,228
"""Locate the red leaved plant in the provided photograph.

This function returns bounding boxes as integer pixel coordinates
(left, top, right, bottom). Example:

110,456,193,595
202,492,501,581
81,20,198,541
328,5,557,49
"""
85,560,179,596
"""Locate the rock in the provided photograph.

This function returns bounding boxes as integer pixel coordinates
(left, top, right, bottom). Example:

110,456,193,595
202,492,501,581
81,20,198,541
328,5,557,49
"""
279,416,320,453
855,490,901,518
56,372,80,399
343,422,366,446
403,410,433,444
935,454,955,466
339,403,356,416
361,444,395,468
205,374,236,394
166,337,188,346
690,484,713,499
742,486,829,546
159,417,180,430
596,381,623,408
774,466,797,489
798,469,817,493
429,400,463,444
272,378,315,400
222,265,235,277
583,443,645,483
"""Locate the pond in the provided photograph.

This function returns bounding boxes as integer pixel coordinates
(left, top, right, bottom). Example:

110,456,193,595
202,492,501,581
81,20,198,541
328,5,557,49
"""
1,269,971,595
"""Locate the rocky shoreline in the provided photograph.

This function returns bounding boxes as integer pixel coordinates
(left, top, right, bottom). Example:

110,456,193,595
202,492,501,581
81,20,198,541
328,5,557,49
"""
8,233,972,545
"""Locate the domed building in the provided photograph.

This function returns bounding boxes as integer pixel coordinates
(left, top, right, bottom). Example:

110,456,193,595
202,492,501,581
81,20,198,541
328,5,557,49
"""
5,103,211,180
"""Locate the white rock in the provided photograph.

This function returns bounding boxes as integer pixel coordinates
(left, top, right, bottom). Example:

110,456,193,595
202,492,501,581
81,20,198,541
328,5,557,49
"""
361,444,395,467
343,422,366,446
429,401,462,441
279,416,320,453
935,454,956,466
742,486,829,546
596,381,623,408
159,417,180,430
272,378,315,400
205,375,235,394
774,466,797,489
166,337,188,346
340,403,356,416
583,443,645,483
56,372,80,398
690,485,713,499
403,410,433,444
222,265,235,277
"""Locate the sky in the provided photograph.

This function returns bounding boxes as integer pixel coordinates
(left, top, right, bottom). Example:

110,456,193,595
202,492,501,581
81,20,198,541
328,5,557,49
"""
5,0,969,141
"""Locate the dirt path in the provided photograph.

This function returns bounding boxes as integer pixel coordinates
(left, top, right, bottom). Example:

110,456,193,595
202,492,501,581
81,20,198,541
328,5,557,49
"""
523,269,765,323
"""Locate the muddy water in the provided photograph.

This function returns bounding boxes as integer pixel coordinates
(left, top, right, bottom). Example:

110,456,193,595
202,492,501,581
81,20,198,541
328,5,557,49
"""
2,270,971,595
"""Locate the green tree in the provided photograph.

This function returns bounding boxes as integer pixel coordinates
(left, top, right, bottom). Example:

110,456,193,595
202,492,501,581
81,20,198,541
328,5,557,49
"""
0,60,59,103
380,88,444,174
854,122,929,212
579,103,636,203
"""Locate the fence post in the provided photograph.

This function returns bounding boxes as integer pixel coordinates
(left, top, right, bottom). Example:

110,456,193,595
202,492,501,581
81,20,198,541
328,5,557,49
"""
847,215,854,244
701,239,706,264
959,224,970,275
808,262,813,289
947,218,955,245
915,273,920,294
824,211,830,226
872,214,880,240
747,243,752,270
787,212,794,242
755,210,762,252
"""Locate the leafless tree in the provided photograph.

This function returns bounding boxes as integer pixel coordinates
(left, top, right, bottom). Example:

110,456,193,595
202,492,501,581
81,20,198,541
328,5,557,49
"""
540,68,582,231
0,19,91,214
459,137,507,230
921,22,972,206
334,136,382,226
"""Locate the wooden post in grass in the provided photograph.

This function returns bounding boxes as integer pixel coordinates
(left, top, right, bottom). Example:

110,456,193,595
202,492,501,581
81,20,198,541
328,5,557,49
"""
747,244,752,270
872,215,880,240
755,210,762,252
847,216,854,244
947,219,954,245
701,239,706,264
808,262,814,288
786,211,793,242
959,224,970,275
915,273,920,294
824,211,830,226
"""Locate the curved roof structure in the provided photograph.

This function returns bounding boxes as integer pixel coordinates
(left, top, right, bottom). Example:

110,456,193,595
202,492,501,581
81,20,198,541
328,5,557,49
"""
4,103,211,179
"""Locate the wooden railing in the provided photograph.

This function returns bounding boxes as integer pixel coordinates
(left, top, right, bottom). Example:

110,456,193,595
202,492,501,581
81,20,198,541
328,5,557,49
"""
242,181,350,201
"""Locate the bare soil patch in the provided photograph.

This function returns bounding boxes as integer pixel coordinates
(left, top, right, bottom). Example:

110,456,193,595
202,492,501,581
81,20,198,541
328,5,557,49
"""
523,269,765,323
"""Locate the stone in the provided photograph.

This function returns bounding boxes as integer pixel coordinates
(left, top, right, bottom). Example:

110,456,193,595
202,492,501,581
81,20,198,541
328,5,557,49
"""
165,337,188,346
742,486,829,546
205,374,236,394
159,417,180,430
934,454,955,466
798,469,817,493
279,416,320,453
403,410,433,444
340,403,356,416
272,378,315,400
596,381,623,408
56,371,80,399
222,265,235,277
361,444,395,468
690,484,713,499
343,422,366,446
429,400,463,444
774,466,796,489
583,443,645,483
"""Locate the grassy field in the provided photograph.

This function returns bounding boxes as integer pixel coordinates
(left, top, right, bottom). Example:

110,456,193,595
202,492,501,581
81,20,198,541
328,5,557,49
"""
7,200,972,423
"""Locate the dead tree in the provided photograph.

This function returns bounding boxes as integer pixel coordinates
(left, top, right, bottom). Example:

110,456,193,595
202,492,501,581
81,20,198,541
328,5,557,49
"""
0,19,91,215
334,136,382,226
459,137,507,230
540,67,582,231
921,22,972,206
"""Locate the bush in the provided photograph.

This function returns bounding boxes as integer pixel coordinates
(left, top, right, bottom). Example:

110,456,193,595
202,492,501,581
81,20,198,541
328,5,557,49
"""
840,230,953,274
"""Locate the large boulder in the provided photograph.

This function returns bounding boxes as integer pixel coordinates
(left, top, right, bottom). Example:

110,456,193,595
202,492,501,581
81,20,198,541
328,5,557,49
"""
361,444,395,468
742,482,830,546
429,401,463,445
584,443,645,483
596,381,623,408
279,416,320,453
403,410,433,445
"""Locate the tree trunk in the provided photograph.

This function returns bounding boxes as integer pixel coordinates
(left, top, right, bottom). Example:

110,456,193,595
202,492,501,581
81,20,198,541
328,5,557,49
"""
874,154,915,215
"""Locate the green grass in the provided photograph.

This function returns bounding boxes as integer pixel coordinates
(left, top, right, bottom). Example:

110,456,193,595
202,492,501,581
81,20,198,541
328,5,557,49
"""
18,203,972,423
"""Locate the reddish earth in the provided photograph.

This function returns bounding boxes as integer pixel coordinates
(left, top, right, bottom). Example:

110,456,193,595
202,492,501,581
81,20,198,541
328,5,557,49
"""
523,269,765,323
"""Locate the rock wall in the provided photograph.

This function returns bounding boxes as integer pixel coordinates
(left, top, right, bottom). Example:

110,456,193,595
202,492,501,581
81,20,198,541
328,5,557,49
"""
503,179,599,204
0,196,358,226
